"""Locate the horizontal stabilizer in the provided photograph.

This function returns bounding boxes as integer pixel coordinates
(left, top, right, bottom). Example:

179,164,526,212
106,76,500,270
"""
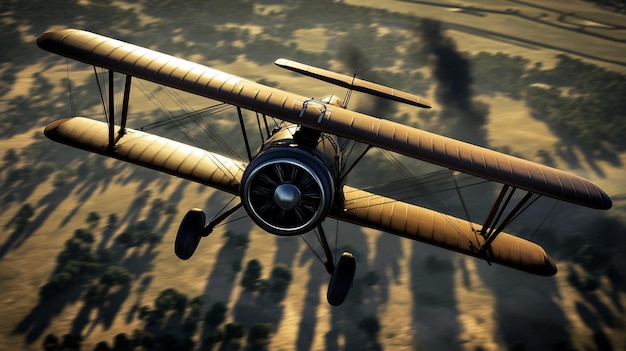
275,58,432,109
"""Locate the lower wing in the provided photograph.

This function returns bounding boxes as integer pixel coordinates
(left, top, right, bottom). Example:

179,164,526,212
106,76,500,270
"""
44,117,556,276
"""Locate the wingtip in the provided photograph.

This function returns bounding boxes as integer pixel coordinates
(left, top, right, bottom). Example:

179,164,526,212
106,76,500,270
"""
274,58,288,66
44,117,73,140
37,28,76,52
601,191,613,210
418,98,433,109
543,254,558,276
36,30,57,50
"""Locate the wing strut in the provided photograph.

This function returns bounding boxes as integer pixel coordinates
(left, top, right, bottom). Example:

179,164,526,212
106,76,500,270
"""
480,185,540,250
104,70,132,151
236,107,252,161
120,75,132,135
108,70,114,151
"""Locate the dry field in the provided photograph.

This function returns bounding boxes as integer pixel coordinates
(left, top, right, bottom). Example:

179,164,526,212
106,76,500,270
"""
1,1,625,350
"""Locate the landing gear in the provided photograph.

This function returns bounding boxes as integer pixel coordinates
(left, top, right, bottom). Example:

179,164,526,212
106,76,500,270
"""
315,225,356,306
175,208,206,260
327,252,356,306
175,203,243,260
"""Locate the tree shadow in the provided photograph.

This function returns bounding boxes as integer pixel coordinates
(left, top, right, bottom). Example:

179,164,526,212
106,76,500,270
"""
477,264,571,350
296,248,326,351
410,243,462,351
372,233,403,305
0,179,80,259
576,302,613,351
13,286,85,344
324,225,374,351
199,201,252,349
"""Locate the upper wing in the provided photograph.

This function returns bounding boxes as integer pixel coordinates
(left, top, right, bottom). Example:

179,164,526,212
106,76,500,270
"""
332,185,557,276
38,28,611,210
44,117,245,194
274,58,432,109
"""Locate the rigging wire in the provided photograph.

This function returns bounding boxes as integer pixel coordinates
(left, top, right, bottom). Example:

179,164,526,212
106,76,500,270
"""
379,148,474,245
210,196,239,222
450,169,480,245
65,59,75,117
152,82,241,159
213,214,249,228
93,66,108,123
300,233,325,266
128,79,243,181
528,200,558,241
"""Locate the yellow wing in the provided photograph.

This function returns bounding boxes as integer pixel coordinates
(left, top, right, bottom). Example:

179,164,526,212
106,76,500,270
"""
44,117,556,276
332,186,557,276
37,28,611,210
44,117,245,194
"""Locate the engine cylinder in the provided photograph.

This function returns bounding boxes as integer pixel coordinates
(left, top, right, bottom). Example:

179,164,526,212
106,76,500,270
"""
240,147,336,236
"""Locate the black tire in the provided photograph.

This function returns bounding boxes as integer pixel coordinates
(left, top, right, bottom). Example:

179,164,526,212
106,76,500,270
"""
175,208,206,260
327,252,356,306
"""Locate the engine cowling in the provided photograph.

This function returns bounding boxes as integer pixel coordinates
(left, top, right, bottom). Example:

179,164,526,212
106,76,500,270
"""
240,146,336,236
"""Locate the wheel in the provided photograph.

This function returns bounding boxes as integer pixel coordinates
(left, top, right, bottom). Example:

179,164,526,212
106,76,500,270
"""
327,252,356,306
175,208,206,260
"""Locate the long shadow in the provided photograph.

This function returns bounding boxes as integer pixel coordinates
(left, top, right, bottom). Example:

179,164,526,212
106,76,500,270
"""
325,225,373,351
199,192,252,350
13,286,85,344
167,180,189,208
0,181,78,259
372,233,403,305
476,264,571,350
576,302,613,350
410,243,462,351
119,190,153,226
230,224,290,335
296,248,327,351
273,235,301,268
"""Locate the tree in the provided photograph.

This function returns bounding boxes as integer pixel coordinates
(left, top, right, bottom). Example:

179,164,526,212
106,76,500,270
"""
247,323,273,350
205,302,228,328
224,322,245,341
113,333,132,351
155,288,187,313
60,333,82,350
100,266,132,287
132,329,155,349
203,329,224,349
241,259,263,291
42,333,60,351
269,263,292,301
358,315,381,337
73,228,95,244
93,341,111,351
3,148,19,164
14,203,34,232
107,213,118,229
86,211,101,228
84,281,108,305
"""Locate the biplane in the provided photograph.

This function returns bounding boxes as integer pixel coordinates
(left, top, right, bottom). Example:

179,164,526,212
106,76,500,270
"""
37,29,612,306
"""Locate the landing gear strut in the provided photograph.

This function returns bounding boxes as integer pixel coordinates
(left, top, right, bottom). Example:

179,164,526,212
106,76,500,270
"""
174,203,242,260
316,225,356,306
